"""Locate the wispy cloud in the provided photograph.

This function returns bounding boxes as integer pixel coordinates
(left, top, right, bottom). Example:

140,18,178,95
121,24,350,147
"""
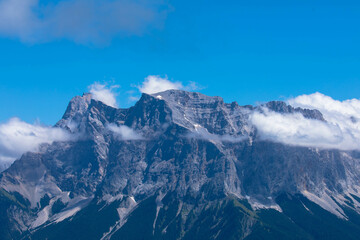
137,75,200,94
107,123,143,140
88,82,119,108
250,93,360,151
0,118,72,171
0,0,170,45
187,124,246,143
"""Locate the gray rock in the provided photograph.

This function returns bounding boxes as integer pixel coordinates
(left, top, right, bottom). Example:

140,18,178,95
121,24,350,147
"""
1,89,360,239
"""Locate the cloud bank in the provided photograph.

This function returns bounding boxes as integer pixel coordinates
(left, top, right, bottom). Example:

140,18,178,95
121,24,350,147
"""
107,123,143,140
137,75,199,95
0,0,169,44
89,83,119,108
0,118,71,171
250,93,360,151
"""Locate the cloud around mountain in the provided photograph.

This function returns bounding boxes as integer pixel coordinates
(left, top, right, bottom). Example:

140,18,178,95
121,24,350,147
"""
0,0,170,45
137,75,200,94
0,118,71,171
107,123,143,140
89,82,119,108
1,87,360,173
250,92,360,151
88,76,200,106
137,75,184,94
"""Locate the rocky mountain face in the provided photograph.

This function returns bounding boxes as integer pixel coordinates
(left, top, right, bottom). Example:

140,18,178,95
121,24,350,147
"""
1,90,360,239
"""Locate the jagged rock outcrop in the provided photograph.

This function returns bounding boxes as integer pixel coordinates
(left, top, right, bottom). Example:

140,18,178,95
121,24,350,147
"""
1,90,360,240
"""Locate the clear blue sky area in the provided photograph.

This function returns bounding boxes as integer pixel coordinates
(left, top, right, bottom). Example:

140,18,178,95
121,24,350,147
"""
1,0,359,124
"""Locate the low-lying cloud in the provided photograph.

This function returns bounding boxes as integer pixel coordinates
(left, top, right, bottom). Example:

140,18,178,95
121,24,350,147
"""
250,93,360,151
89,83,119,108
187,124,246,143
0,118,72,171
0,0,170,45
288,92,360,129
107,123,143,140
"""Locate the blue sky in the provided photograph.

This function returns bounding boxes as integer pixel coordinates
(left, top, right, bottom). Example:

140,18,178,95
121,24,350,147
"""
0,0,360,124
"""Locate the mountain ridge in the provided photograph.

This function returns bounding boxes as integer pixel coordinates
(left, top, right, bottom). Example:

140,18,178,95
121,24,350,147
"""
1,89,360,239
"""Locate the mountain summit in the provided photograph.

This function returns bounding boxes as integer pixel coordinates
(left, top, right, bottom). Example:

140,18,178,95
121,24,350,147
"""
1,90,360,240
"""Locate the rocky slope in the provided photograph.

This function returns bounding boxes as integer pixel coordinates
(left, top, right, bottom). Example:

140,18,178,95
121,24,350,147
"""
1,90,360,239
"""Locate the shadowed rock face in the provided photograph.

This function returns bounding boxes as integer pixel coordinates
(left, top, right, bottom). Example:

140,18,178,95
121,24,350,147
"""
266,100,325,121
1,90,360,239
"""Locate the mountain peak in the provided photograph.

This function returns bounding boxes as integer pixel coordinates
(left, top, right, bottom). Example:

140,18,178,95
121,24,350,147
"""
145,89,248,136
265,100,325,121
2,89,360,239
150,89,224,105
61,93,93,119
55,93,120,134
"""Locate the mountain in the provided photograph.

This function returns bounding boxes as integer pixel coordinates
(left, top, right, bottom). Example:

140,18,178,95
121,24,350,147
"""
1,89,360,239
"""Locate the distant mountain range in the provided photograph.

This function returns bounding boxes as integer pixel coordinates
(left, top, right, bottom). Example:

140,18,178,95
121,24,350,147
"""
1,90,360,239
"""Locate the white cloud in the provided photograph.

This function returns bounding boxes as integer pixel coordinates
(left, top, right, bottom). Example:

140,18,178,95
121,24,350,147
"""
0,0,169,44
0,118,71,171
0,0,39,41
187,124,246,143
107,123,143,140
183,81,203,92
89,83,119,108
137,75,200,94
128,95,140,102
138,75,183,94
288,92,360,127
250,93,360,151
